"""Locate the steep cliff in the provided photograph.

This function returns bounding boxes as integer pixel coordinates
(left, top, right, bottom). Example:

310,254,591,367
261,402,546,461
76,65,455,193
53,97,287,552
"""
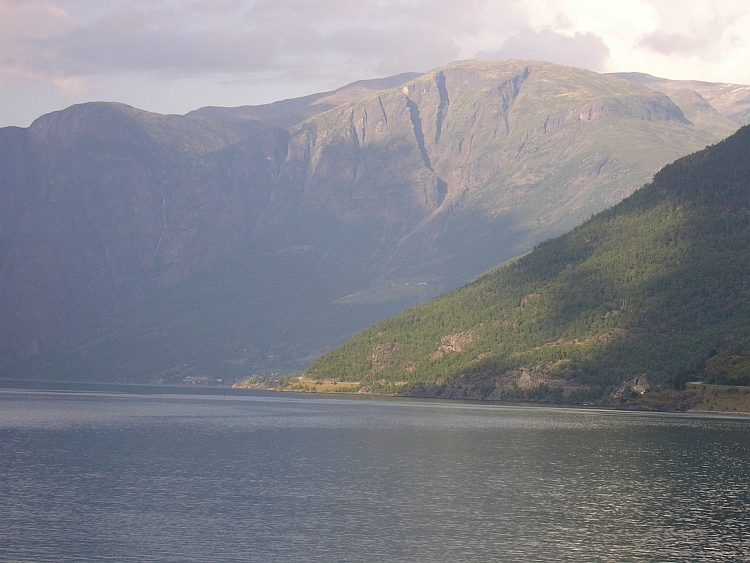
276,61,725,295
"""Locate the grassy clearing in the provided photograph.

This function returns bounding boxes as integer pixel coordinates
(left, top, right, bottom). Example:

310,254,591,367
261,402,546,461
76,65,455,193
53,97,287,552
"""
280,377,362,394
614,384,750,414
689,384,750,414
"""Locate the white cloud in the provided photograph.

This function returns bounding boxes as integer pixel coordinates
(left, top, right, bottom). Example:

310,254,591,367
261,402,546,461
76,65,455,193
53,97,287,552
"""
1,0,750,126
635,30,708,57
476,28,610,72
0,1,74,80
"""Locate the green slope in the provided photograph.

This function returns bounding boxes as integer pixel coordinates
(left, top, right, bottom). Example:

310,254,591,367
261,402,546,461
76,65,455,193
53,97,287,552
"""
300,126,750,401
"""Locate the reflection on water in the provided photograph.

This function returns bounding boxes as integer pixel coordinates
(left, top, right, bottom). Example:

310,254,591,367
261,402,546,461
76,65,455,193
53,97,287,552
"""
1,389,748,562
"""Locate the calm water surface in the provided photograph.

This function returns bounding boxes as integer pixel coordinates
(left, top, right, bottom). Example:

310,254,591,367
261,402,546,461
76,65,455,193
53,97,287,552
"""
0,388,748,562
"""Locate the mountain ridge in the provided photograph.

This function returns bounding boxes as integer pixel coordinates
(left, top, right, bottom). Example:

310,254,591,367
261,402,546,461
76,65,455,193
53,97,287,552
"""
186,73,422,131
611,72,750,128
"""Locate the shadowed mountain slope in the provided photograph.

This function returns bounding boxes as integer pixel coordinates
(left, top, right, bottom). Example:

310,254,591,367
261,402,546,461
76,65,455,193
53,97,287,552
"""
0,103,275,358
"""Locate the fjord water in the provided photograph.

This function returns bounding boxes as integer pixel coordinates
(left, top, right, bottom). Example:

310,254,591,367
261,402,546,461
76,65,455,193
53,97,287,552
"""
1,390,748,562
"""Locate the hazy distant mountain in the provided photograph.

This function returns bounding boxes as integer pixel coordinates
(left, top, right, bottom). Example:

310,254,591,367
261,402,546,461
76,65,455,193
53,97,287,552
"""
0,103,265,357
301,125,750,400
612,72,750,128
0,60,740,382
187,73,422,131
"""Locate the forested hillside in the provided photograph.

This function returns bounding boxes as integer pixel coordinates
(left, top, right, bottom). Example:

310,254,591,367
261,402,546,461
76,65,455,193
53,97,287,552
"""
299,126,750,401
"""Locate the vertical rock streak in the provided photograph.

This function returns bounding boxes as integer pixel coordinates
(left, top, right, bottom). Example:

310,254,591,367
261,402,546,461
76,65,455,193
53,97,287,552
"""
497,67,531,134
436,179,448,207
405,96,432,171
348,110,361,183
406,94,448,208
435,71,450,144
378,97,389,126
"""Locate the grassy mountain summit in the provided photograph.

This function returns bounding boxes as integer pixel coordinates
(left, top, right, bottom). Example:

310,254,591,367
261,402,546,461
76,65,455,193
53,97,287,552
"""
300,126,750,401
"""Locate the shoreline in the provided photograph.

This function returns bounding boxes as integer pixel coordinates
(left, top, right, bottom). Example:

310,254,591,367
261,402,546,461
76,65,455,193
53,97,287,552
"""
2,378,748,416
235,379,750,416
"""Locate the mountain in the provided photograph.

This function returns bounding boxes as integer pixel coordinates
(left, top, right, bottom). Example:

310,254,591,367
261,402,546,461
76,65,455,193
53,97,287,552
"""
187,73,422,131
612,72,750,128
0,103,261,356
300,126,750,402
0,60,741,383
278,61,730,298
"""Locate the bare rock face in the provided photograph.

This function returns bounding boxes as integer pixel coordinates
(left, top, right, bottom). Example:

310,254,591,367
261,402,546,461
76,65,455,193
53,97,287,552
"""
372,342,401,371
0,61,739,381
280,61,725,294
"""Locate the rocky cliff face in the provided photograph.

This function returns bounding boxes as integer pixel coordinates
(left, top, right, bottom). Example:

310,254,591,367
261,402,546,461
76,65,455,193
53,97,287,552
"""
0,61,739,381
276,61,724,294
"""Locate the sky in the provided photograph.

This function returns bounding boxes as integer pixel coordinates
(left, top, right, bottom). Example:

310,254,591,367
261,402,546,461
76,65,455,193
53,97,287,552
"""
2,0,750,128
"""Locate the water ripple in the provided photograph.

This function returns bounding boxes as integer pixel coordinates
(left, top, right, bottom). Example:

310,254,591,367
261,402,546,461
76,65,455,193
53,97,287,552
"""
0,390,748,562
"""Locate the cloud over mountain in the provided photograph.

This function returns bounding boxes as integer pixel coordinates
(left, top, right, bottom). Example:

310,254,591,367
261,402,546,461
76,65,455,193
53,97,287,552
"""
476,28,610,72
1,0,750,127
